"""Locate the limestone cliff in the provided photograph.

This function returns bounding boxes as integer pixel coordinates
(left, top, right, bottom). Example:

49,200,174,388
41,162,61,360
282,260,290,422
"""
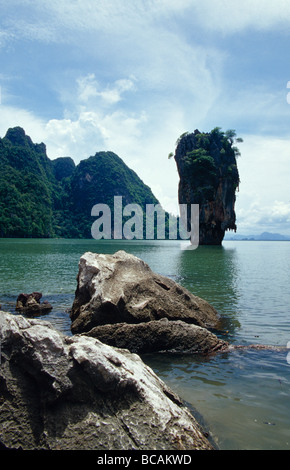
173,128,241,245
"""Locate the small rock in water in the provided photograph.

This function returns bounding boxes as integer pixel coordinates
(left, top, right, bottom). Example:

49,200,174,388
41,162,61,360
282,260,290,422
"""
15,292,52,316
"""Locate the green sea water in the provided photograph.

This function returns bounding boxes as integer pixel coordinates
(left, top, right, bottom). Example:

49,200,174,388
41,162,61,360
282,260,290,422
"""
0,238,290,450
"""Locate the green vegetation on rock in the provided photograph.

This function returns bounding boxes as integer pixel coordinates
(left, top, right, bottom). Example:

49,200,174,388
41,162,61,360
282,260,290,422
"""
0,127,164,239
175,127,241,204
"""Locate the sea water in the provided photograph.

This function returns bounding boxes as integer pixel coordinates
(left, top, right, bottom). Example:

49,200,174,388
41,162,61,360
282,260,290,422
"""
0,238,289,450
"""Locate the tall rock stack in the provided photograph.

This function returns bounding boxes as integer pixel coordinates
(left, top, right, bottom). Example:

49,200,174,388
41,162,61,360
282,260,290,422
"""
174,128,241,245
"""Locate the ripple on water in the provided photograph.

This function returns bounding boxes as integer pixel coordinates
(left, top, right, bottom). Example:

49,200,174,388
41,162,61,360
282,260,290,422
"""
144,347,290,450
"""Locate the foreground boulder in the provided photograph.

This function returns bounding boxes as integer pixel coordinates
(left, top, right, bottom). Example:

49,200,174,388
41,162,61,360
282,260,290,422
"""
70,251,221,336
0,311,215,450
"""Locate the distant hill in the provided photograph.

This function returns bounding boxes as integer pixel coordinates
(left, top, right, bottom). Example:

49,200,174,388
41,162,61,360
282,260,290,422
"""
0,127,163,239
224,231,290,241
64,150,160,238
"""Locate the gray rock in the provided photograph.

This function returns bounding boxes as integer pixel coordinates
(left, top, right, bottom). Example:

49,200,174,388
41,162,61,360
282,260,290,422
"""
85,318,228,355
70,250,221,335
16,292,52,315
0,311,215,450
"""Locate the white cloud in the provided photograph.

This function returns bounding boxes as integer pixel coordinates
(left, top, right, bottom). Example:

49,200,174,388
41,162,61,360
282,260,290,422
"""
237,199,290,235
76,74,99,103
182,0,290,34
261,201,290,227
46,72,146,159
0,30,14,48
0,1,225,133
43,107,147,162
4,0,290,40
76,74,136,105
0,105,46,143
211,87,287,131
235,134,290,234
97,79,136,105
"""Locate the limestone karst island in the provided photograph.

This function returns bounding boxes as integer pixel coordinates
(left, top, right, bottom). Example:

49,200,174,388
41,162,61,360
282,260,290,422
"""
172,127,241,245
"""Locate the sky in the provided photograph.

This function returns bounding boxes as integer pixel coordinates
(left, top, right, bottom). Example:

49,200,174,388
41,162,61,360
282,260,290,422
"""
1,0,290,236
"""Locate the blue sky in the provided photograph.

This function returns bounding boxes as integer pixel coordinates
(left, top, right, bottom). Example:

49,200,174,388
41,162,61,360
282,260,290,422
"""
1,0,290,235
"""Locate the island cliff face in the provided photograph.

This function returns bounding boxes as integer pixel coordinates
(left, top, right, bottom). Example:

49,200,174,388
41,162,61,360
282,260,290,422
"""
174,128,241,245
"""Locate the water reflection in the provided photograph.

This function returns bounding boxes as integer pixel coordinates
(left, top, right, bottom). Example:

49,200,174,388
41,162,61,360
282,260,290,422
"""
174,244,242,338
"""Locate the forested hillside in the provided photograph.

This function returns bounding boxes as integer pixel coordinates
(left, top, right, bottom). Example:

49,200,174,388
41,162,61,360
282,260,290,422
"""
0,127,161,238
